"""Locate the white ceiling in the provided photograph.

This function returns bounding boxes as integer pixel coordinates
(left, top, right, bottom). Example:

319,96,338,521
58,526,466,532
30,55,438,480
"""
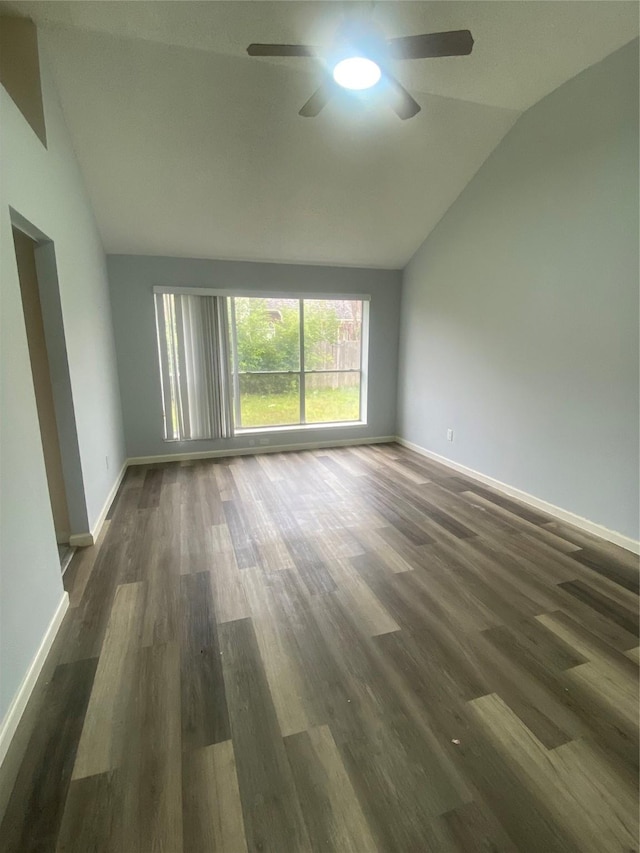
10,1,639,268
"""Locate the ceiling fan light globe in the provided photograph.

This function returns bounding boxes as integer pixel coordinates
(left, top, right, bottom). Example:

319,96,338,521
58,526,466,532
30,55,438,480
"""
332,57,381,90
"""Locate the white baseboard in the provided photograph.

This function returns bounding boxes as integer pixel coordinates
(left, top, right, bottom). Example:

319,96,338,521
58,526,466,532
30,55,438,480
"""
127,435,396,466
68,460,128,548
68,532,93,547
395,436,640,555
0,591,69,769
91,461,128,542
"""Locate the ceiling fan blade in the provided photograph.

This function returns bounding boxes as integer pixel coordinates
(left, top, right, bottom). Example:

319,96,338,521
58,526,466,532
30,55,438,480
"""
247,43,317,57
299,81,334,117
387,30,474,60
384,74,421,120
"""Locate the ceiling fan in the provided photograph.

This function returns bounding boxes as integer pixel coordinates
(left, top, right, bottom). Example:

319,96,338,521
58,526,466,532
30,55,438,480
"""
247,21,474,120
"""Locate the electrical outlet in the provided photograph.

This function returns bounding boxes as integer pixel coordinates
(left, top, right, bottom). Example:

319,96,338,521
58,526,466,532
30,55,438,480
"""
447,429,454,442
259,438,270,446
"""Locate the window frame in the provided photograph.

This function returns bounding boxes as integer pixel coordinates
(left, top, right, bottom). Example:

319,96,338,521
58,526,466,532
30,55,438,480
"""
153,287,370,435
230,294,369,432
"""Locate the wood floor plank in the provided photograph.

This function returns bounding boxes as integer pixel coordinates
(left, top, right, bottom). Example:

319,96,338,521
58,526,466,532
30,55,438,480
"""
2,444,637,852
72,582,145,780
120,506,159,585
372,518,427,552
138,466,164,509
284,724,379,852
558,579,639,636
553,588,639,652
481,619,589,675
536,609,640,672
255,451,286,482
0,658,97,853
182,740,248,853
358,484,441,545
357,463,477,541
625,646,640,664
421,481,523,541
212,459,240,501
307,593,474,850
178,496,213,576
460,489,580,552
241,567,323,737
541,522,640,571
57,529,135,664
120,641,183,853
180,572,230,749
449,708,582,853
569,546,640,594
247,498,297,569
464,484,552,526
207,525,251,624
141,559,180,647
567,562,640,614
405,559,500,634
470,692,638,853
437,799,518,852
458,536,565,616
219,617,312,852
327,558,401,638
283,534,337,595
349,526,417,575
310,527,365,561
474,529,582,588
55,771,121,853
140,518,180,646
474,630,581,749
194,461,226,526
223,499,260,569
566,658,639,730
351,443,430,486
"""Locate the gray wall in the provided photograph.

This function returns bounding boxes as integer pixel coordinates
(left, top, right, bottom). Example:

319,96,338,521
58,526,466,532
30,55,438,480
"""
1,43,126,722
398,40,639,542
107,255,401,459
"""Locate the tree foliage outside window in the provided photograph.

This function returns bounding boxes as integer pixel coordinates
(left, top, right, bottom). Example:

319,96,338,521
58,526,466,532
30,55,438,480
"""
234,298,343,372
234,298,301,372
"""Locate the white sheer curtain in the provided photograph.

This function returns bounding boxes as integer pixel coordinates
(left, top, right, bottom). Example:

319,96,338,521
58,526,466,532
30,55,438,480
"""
155,292,233,441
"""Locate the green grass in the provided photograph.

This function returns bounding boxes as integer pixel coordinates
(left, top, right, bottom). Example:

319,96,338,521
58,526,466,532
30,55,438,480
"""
240,386,360,427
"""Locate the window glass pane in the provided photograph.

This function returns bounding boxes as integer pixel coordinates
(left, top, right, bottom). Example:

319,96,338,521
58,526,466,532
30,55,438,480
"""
305,372,360,424
239,373,300,427
234,297,300,371
303,299,362,371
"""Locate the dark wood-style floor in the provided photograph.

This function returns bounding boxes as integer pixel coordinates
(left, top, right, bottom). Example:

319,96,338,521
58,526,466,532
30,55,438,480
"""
1,443,638,852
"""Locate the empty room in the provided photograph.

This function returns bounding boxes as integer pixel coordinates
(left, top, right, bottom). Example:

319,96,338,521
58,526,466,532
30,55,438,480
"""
1,1,638,851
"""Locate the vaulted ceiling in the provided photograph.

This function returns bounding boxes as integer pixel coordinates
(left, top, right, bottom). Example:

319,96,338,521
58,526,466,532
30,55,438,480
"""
10,1,639,267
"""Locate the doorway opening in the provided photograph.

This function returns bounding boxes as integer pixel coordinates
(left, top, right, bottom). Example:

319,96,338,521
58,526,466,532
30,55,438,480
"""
11,225,78,571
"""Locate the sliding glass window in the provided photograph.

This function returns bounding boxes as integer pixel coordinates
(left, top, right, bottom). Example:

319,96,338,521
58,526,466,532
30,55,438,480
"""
231,297,301,428
230,297,366,430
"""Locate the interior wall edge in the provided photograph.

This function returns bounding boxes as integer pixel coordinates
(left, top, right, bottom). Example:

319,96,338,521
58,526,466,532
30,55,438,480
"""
396,435,640,556
67,458,128,548
0,591,69,770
